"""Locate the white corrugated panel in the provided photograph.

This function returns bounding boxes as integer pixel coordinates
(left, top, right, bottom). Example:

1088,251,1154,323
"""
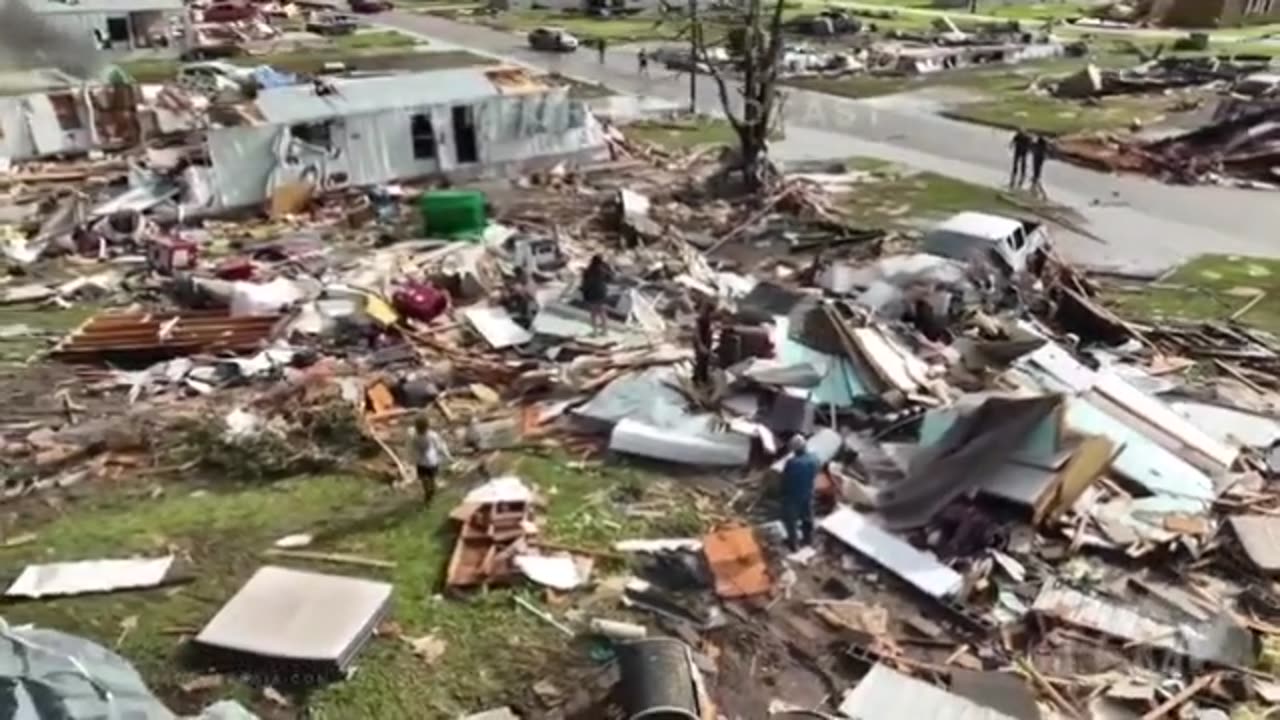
839,664,1017,720
819,506,962,599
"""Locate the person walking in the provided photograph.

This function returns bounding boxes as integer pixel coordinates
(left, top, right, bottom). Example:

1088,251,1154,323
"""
1009,128,1032,189
408,416,451,506
692,302,716,388
597,37,607,64
581,254,612,335
1030,134,1050,199
637,48,649,76
780,435,819,551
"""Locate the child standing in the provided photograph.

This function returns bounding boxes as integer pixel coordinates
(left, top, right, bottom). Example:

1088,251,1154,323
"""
408,416,451,505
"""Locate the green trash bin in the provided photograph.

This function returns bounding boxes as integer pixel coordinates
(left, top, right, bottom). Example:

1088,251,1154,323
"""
419,190,487,239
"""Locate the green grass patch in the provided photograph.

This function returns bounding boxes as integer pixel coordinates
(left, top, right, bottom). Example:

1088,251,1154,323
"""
1,450,706,717
482,10,682,42
836,156,1026,228
624,117,740,149
0,303,95,364
122,49,491,83
333,29,421,50
1102,254,1280,335
945,90,1180,135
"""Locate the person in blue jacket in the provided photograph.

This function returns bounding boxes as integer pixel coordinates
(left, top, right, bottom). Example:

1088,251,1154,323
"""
781,434,819,551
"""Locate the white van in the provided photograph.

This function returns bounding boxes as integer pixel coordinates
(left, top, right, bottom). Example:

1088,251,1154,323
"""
921,211,1050,275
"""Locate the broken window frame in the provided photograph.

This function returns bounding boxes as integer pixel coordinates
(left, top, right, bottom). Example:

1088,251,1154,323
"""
47,93,84,131
289,121,334,150
409,112,436,160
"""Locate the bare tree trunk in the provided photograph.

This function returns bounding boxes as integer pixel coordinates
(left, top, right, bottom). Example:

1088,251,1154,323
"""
694,0,786,193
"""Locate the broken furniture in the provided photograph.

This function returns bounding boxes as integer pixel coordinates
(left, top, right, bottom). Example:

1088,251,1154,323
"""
447,477,538,589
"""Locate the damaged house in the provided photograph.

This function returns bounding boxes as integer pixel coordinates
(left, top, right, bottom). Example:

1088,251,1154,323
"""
0,69,140,161
28,0,190,53
203,66,608,211
1149,0,1280,26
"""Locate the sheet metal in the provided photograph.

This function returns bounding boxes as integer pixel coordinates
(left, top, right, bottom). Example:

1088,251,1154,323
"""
881,395,1061,529
51,310,287,364
195,566,392,672
610,417,751,467
1064,396,1215,503
819,505,962,599
1094,371,1238,469
1230,515,1280,573
6,556,173,599
773,315,870,406
463,305,532,349
1032,581,1253,667
1169,400,1280,449
839,664,1017,720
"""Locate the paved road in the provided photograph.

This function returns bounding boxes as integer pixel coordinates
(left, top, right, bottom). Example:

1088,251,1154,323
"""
382,10,1280,274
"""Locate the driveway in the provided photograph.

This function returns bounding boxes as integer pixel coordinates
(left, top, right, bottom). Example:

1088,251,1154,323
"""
380,10,1280,274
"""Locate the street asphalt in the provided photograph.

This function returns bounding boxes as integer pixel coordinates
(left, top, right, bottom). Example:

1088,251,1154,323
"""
381,10,1280,274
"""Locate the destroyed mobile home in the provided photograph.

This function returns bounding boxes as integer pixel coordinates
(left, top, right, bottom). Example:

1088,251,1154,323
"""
8,98,1280,718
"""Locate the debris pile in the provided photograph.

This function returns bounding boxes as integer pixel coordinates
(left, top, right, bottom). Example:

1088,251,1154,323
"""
1056,102,1280,187
1052,56,1274,99
8,104,1280,719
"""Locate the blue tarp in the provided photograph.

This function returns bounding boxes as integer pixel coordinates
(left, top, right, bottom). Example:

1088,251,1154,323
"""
250,65,298,89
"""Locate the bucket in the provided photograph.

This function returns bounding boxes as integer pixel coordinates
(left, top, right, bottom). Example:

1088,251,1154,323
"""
418,190,486,239
616,638,700,720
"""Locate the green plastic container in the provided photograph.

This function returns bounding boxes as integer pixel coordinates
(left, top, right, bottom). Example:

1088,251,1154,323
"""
419,190,486,239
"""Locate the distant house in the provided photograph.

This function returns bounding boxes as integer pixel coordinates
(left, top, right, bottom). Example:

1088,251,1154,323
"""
28,0,190,53
0,68,141,161
203,67,609,211
1153,0,1280,27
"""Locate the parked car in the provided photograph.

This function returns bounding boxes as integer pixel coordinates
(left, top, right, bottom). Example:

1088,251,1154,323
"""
348,0,393,13
306,12,359,36
921,211,1050,275
201,2,256,23
527,26,579,52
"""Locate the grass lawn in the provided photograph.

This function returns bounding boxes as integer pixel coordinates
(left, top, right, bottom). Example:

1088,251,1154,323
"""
333,29,421,51
0,303,97,365
0,450,708,717
792,42,1219,136
1103,255,1280,335
624,116,741,149
839,0,1102,22
835,157,1035,228
122,48,492,83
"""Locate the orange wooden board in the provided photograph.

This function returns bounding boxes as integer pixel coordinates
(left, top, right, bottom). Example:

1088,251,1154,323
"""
702,526,772,599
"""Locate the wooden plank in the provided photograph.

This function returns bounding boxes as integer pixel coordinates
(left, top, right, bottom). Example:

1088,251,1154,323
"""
702,526,772,599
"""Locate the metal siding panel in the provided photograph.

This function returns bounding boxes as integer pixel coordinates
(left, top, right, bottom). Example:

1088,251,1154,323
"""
1064,397,1214,502
207,125,280,209
818,506,963,598
839,665,1017,720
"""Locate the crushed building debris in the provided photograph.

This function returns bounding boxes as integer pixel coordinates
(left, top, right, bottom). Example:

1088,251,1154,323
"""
8,74,1280,719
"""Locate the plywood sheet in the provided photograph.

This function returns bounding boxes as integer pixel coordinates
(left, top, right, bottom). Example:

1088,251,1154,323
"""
702,526,771,599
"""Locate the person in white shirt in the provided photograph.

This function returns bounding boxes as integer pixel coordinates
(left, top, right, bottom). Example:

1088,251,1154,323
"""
408,416,451,504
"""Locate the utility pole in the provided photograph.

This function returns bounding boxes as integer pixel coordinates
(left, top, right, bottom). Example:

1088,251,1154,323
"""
688,0,698,113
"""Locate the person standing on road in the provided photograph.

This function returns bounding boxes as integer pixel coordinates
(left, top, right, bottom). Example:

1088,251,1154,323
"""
1030,134,1050,199
1009,128,1032,189
408,416,451,506
597,38,607,64
780,435,819,551
638,48,649,76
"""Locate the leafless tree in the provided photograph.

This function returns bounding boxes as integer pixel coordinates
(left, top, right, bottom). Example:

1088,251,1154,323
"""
692,0,787,192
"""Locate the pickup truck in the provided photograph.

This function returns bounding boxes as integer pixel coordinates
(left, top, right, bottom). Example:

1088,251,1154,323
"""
306,12,359,35
348,0,393,12
921,211,1050,276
